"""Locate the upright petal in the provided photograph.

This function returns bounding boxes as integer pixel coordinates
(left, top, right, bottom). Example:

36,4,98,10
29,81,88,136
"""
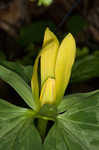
40,78,56,106
31,38,58,109
55,33,76,105
42,27,59,48
41,28,59,86
31,54,40,109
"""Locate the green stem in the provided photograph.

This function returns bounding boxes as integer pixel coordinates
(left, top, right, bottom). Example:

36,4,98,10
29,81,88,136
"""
38,118,48,140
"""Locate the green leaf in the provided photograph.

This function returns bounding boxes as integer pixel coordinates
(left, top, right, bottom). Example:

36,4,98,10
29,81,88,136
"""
0,99,43,150
76,47,89,58
44,90,99,150
23,65,33,82
0,65,35,109
71,55,99,83
0,60,30,83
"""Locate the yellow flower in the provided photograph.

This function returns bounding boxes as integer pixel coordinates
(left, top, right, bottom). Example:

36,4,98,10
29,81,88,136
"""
31,28,76,108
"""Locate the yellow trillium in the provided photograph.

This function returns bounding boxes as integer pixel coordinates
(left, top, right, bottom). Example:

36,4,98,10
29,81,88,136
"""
31,28,76,108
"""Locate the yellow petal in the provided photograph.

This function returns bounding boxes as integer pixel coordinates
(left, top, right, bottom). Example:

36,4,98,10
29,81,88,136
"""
41,28,59,86
55,33,76,105
31,39,58,108
31,54,40,108
43,27,59,48
40,78,56,106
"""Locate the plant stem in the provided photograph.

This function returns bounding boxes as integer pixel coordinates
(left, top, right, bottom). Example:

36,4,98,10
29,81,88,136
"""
38,118,48,140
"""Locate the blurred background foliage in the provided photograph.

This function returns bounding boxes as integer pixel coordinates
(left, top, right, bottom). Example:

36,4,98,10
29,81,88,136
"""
0,0,99,105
